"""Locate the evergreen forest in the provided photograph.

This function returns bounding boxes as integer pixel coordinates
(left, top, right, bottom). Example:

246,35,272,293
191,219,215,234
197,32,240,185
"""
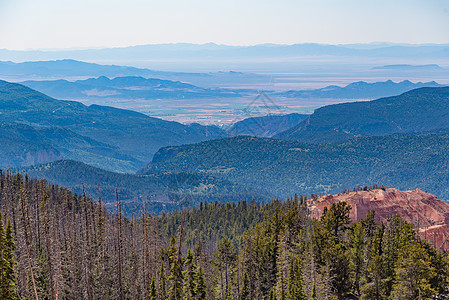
0,171,448,300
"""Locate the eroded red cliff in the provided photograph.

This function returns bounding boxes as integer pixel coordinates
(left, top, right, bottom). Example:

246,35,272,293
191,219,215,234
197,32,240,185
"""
308,188,449,250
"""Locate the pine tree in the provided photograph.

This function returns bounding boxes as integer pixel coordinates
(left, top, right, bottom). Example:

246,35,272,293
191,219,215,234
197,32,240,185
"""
183,247,197,300
158,261,167,300
276,232,290,300
168,236,183,300
195,267,207,300
0,212,5,294
361,223,386,300
310,282,317,300
0,212,17,299
390,242,436,300
240,271,250,300
316,202,352,298
150,274,157,300
169,257,183,300
286,256,307,300
349,220,366,296
4,219,17,300
215,238,237,300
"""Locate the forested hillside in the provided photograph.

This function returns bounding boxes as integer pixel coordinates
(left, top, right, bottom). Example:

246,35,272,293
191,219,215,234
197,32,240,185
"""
227,113,308,138
16,160,269,214
276,86,449,143
0,80,225,172
0,172,447,299
144,134,449,200
0,122,141,172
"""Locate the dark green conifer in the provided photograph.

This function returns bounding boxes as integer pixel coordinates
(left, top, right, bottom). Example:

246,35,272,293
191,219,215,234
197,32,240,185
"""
168,236,183,300
183,247,197,299
269,287,277,300
149,274,156,300
286,256,307,300
0,213,17,300
158,261,167,300
195,267,207,300
310,282,317,300
240,271,250,300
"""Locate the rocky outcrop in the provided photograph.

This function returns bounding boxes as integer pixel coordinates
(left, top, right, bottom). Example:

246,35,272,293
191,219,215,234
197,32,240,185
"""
308,188,449,251
0,148,62,168
24,149,62,166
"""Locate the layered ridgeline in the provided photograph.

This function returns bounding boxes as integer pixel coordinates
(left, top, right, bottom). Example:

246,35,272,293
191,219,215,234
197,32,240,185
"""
0,59,268,87
21,76,246,100
276,80,444,100
20,75,444,105
15,160,269,214
2,43,449,62
1,172,448,299
0,80,224,172
276,86,449,143
142,134,449,200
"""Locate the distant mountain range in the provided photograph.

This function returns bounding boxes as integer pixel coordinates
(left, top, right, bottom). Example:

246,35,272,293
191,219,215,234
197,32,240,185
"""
373,64,444,71
0,80,225,172
277,80,445,100
18,76,446,115
276,86,449,143
21,76,245,100
0,59,176,77
1,59,446,109
0,59,268,87
2,43,449,61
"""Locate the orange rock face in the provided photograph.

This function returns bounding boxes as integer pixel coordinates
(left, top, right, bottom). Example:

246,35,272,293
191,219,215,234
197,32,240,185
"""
308,188,449,251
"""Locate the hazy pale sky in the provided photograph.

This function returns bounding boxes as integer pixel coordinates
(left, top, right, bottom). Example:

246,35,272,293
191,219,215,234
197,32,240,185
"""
0,0,448,50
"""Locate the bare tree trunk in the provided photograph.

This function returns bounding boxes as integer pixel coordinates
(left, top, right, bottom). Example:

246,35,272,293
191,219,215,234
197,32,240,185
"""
144,203,150,298
82,188,94,300
20,186,39,300
42,191,56,300
116,189,125,300
98,189,107,300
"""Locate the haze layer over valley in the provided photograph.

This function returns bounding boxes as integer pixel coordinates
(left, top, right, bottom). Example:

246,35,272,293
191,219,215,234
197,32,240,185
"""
1,43,448,124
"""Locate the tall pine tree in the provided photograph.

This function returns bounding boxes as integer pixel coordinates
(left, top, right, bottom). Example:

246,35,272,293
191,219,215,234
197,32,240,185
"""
0,213,17,299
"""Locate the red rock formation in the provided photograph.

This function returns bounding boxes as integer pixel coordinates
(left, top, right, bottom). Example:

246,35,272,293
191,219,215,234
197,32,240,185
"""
308,188,449,251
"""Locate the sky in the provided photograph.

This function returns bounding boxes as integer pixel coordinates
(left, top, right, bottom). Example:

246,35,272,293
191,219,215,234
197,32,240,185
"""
0,0,448,50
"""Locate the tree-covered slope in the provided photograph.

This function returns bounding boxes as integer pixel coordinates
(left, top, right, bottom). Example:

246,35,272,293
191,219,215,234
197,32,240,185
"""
142,134,449,200
17,160,269,214
0,122,141,172
0,80,226,171
0,123,62,167
227,113,309,137
275,86,449,143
